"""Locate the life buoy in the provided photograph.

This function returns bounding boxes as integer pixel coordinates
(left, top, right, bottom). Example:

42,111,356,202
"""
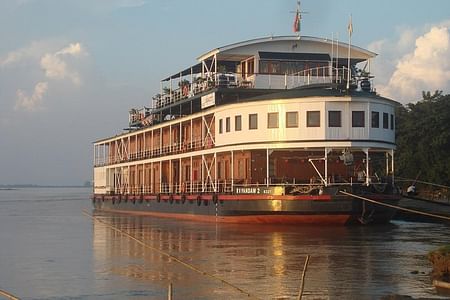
196,195,202,206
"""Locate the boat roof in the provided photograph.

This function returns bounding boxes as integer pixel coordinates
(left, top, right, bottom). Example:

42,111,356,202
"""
163,35,376,82
197,35,376,61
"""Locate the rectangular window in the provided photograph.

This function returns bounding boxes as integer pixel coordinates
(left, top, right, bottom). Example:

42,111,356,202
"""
267,112,279,128
249,113,258,130
259,61,269,74
247,58,254,76
307,111,320,127
352,111,365,127
219,119,223,134
371,111,379,128
383,112,389,129
270,61,280,74
328,111,341,127
390,114,394,130
286,111,298,128
235,115,242,131
226,117,230,132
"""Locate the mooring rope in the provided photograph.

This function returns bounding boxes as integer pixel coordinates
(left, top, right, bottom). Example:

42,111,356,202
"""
0,289,20,300
340,191,450,222
82,210,260,299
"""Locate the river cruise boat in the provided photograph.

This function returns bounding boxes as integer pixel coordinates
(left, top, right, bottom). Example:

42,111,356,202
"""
92,34,401,224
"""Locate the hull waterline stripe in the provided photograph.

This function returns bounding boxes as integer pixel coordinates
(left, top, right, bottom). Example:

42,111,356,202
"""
95,208,351,224
82,210,261,299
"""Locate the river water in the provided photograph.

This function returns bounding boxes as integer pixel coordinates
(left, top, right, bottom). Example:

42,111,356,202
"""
0,187,449,299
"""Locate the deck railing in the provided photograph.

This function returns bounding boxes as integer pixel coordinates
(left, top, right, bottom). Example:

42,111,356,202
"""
114,178,386,196
152,66,352,110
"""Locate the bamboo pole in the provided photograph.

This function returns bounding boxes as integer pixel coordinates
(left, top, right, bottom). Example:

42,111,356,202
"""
297,255,310,300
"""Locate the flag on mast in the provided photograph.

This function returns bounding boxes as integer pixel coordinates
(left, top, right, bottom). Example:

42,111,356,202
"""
293,9,300,32
346,14,353,90
347,15,353,36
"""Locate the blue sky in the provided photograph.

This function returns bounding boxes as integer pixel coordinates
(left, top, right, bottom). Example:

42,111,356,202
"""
1,0,449,185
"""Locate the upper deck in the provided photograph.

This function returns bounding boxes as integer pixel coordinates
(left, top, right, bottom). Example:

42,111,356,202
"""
127,35,377,129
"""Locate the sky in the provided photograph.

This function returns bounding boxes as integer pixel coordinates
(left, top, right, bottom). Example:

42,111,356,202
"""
1,0,449,185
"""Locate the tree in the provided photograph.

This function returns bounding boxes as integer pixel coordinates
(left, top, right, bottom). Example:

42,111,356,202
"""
395,91,450,186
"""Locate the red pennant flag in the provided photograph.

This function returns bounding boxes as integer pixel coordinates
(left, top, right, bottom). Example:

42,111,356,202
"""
293,11,300,33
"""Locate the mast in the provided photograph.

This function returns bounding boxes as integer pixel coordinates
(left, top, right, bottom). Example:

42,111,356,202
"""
292,0,302,37
346,15,353,90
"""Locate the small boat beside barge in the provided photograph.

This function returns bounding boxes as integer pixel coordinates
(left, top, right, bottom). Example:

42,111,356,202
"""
92,26,401,224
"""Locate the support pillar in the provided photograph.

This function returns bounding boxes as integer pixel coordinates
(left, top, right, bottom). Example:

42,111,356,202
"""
266,148,269,187
231,150,234,191
214,152,217,192
364,148,370,186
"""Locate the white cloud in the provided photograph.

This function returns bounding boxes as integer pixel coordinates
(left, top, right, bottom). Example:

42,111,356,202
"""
14,82,48,111
1,41,88,111
370,23,450,103
0,40,52,67
40,42,86,85
55,42,87,57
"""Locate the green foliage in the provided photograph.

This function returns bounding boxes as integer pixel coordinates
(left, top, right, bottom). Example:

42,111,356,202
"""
395,91,450,186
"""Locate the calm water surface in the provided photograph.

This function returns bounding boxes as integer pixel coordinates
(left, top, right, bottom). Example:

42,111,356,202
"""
0,188,449,299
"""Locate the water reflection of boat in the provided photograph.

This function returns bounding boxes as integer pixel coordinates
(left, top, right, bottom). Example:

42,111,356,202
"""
92,6,401,225
91,213,422,299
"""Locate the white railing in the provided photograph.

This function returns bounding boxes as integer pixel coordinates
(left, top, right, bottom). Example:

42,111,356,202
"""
152,67,351,110
118,179,382,196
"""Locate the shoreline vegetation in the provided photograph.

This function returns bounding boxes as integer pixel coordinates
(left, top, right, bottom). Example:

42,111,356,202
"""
429,245,450,282
396,91,450,187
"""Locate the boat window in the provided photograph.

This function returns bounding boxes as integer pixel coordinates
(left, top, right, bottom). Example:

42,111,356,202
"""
271,61,280,74
247,58,254,76
249,114,258,130
235,115,242,131
267,112,279,128
219,119,223,134
260,61,269,74
226,117,230,132
352,111,365,127
307,111,320,127
390,114,394,130
286,111,298,128
371,111,379,128
328,111,341,127
383,113,389,129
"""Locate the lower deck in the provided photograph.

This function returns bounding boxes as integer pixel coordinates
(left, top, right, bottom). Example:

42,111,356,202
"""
95,147,395,197
92,190,400,225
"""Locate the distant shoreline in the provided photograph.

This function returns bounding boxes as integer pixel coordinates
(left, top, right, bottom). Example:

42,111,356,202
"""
0,185,91,189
